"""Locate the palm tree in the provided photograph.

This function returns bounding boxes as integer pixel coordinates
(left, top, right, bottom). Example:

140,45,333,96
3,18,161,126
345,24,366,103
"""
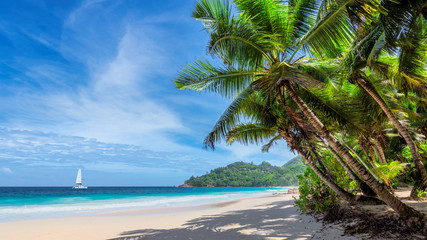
342,3,427,198
372,161,410,191
223,94,376,203
176,0,423,218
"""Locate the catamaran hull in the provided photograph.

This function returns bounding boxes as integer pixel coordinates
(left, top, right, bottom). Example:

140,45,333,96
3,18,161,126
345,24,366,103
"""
73,169,88,189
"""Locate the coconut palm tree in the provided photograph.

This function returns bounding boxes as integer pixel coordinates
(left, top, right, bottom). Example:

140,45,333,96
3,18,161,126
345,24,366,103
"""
175,0,423,218
342,3,427,198
223,93,377,203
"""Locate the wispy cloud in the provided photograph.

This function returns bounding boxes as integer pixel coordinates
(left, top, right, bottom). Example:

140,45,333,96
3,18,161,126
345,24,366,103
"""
0,0,296,185
0,128,221,172
2,2,193,152
0,167,13,175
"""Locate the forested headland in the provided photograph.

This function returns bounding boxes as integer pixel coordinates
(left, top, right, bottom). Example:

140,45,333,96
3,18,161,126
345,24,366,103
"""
184,156,305,187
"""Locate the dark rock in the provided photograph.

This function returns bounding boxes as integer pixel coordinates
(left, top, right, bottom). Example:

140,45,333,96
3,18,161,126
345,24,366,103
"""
178,184,192,187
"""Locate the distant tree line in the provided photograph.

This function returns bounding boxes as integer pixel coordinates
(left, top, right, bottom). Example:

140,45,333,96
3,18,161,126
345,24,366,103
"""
185,156,305,187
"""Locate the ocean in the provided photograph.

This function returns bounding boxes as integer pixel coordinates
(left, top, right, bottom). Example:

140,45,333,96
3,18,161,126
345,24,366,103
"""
0,187,290,222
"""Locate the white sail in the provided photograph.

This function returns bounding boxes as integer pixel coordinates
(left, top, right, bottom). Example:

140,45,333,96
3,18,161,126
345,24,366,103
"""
76,169,82,184
73,169,87,189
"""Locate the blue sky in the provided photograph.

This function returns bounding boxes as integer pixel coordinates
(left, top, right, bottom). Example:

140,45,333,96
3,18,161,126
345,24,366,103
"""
0,0,295,186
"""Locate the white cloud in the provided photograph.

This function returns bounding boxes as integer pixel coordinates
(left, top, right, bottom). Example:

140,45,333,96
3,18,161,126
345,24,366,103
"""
3,14,192,152
1,167,13,175
0,0,297,183
221,143,264,159
0,128,214,172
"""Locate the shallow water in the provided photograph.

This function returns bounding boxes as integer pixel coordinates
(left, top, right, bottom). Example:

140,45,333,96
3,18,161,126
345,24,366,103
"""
0,186,290,222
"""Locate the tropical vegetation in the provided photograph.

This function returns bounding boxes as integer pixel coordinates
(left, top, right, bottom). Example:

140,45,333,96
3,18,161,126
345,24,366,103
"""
184,156,305,187
175,0,427,220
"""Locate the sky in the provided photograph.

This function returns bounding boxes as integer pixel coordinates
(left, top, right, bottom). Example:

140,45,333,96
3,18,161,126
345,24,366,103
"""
0,0,295,186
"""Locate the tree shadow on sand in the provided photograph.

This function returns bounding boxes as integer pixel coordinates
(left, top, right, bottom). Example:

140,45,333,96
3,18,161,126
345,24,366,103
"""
109,199,349,240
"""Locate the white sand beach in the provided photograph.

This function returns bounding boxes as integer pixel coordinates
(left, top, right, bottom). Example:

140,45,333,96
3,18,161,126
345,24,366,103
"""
0,193,356,240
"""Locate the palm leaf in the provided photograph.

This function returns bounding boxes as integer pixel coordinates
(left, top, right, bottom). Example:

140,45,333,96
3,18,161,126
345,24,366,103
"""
234,0,286,36
226,123,278,145
203,86,254,149
292,0,356,59
379,0,424,49
395,16,427,95
192,0,233,32
175,59,263,99
342,24,384,75
262,134,283,152
367,31,386,66
287,0,317,42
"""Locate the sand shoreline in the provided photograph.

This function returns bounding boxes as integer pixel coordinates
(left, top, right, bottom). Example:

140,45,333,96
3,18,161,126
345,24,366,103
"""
0,193,356,240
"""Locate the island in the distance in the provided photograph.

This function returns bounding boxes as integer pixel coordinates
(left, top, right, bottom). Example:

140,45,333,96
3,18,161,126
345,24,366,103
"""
182,156,305,187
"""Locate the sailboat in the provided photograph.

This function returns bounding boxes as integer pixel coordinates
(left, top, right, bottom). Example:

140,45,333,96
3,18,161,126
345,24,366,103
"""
72,168,88,189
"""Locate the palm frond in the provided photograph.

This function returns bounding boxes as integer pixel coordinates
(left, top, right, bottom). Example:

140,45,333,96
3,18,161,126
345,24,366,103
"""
226,123,278,145
208,14,280,67
262,134,282,152
342,24,384,76
293,0,356,59
395,16,427,95
317,0,378,24
295,84,363,132
379,0,424,49
372,160,409,188
286,0,318,43
234,0,286,36
192,0,233,32
295,58,341,84
367,31,386,66
175,59,263,99
203,87,254,149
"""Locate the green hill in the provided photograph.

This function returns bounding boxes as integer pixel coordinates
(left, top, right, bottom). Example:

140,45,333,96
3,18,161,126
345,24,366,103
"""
283,155,303,167
184,156,305,187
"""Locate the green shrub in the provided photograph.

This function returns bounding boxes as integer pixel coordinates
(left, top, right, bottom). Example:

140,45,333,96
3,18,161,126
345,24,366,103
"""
417,189,427,199
294,167,338,213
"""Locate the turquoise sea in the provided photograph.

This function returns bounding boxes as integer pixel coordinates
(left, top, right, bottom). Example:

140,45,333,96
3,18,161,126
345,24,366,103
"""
0,187,290,222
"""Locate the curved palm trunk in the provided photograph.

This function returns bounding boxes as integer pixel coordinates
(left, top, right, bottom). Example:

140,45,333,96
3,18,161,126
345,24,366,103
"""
283,81,423,218
365,151,375,167
316,157,336,182
356,78,427,199
372,138,387,164
303,154,357,203
280,131,357,203
309,144,337,182
320,140,376,196
360,141,376,167
372,144,382,163
346,144,380,180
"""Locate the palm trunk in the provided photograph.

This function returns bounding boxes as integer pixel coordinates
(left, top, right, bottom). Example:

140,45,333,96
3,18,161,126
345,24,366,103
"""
283,80,423,218
303,155,357,203
309,145,337,182
320,140,376,196
356,77,427,199
316,157,337,182
372,138,387,164
280,131,357,203
361,144,375,168
346,144,380,180
372,144,382,163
